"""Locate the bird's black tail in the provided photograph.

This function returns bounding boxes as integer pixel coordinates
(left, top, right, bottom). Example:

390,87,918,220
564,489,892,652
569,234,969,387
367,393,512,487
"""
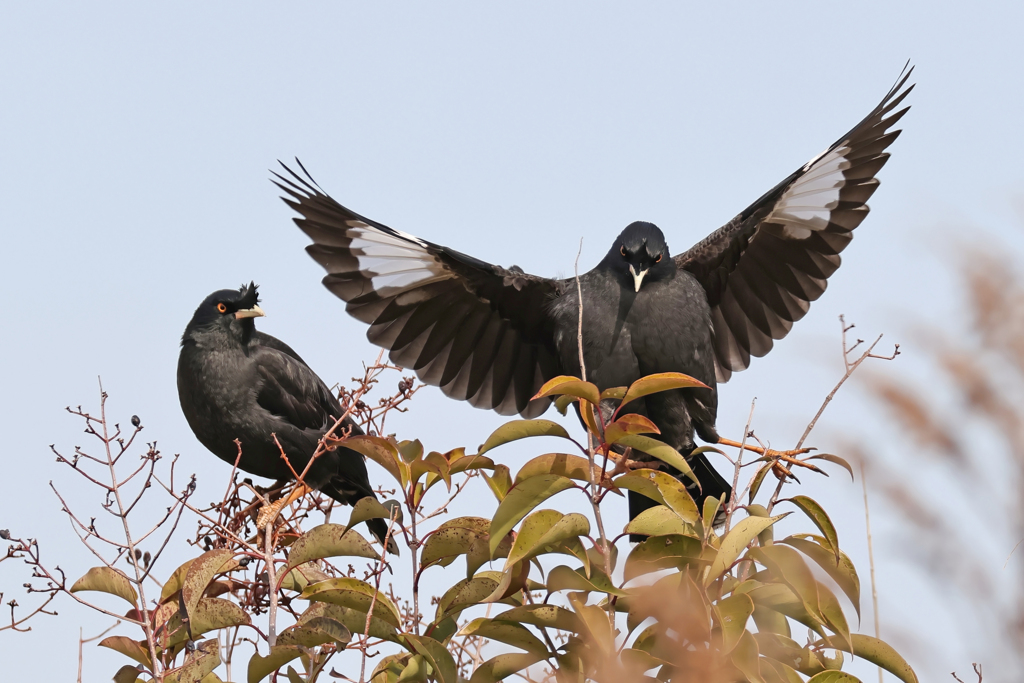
366,517,401,556
628,450,732,542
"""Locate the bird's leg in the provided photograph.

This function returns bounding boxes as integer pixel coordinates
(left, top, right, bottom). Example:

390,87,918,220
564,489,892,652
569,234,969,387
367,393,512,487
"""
256,483,313,529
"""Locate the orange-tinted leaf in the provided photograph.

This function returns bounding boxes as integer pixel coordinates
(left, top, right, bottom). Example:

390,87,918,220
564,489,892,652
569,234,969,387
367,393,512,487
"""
478,420,572,455
619,372,709,412
532,375,601,405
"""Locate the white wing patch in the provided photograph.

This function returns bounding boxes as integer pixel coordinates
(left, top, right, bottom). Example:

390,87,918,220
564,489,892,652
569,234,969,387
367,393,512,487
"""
765,144,851,240
348,226,450,295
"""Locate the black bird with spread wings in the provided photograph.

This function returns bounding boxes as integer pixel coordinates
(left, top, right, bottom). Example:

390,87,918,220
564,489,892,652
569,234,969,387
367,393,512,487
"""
274,68,913,524
177,283,399,553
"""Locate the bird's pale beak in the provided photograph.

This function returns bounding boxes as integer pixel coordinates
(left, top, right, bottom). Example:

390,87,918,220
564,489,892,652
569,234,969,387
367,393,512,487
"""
235,305,266,319
629,265,648,292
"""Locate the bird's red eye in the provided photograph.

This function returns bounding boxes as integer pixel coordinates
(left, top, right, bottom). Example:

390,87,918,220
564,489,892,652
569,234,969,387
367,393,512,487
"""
655,254,662,263
217,303,228,313
620,246,627,257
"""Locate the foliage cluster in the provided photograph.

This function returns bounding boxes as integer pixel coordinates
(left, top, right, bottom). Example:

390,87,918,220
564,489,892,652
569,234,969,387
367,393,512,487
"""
3,345,916,683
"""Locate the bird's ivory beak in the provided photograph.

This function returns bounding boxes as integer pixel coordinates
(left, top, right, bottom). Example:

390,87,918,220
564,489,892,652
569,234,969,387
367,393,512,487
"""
235,305,266,319
629,265,648,292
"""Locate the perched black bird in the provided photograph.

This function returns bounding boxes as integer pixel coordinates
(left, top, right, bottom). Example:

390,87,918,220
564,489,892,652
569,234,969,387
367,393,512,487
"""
274,68,913,525
177,283,398,553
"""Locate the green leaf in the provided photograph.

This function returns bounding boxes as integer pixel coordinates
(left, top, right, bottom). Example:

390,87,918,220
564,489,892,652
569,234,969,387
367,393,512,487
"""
752,545,823,625
730,629,766,683
460,618,548,656
806,673,862,683
493,604,580,631
349,497,395,532
748,462,773,505
814,635,918,683
288,523,379,567
614,469,699,523
506,510,590,567
489,475,575,555
300,577,402,627
447,450,496,475
160,556,234,604
705,514,789,586
531,375,602,406
174,639,220,683
247,646,303,683
99,636,151,667
277,616,351,648
781,496,840,562
398,439,424,463
157,598,252,651
619,372,709,411
482,465,513,502
614,435,698,486
112,665,144,683
702,495,722,537
624,505,692,538
371,654,413,683
421,517,490,569
781,535,861,618
344,435,407,485
435,577,501,621
469,652,546,683
715,593,754,653
624,534,704,582
546,565,626,597
514,453,596,485
816,580,851,649
403,633,458,683
181,549,235,626
806,454,855,481
478,420,572,455
70,566,138,608
303,602,397,641
760,656,806,683
420,451,452,492
604,414,661,444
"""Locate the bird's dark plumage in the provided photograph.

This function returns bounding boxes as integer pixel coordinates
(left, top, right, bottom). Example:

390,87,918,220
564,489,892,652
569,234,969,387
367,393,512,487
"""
177,283,398,553
275,67,913,525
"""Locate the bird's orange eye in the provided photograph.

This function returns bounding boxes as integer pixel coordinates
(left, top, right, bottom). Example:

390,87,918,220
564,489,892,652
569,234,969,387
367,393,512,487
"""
655,254,662,263
620,246,627,256
217,303,228,313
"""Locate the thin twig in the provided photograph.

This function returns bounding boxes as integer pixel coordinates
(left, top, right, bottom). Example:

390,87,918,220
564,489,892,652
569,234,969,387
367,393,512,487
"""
861,461,882,683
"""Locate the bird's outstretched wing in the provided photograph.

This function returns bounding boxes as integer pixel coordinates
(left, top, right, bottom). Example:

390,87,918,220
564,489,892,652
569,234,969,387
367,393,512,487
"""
275,163,566,418
676,65,914,381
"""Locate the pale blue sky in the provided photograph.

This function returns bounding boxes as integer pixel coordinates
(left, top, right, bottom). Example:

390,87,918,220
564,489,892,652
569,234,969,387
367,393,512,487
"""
2,3,1022,680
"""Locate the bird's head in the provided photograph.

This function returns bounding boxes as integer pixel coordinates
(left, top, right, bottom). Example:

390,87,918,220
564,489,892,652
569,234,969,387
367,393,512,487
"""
182,282,265,342
604,221,673,292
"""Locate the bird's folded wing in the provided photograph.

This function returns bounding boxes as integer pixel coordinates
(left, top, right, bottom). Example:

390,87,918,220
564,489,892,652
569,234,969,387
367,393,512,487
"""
252,344,348,434
675,65,914,382
275,163,566,418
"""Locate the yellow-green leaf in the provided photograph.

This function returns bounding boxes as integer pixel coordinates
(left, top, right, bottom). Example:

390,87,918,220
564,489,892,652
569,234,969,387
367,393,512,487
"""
531,376,602,406
623,505,692,538
514,453,596,485
288,523,379,567
435,577,501,621
624,534,704,581
781,496,840,562
705,514,789,586
459,618,547,656
99,636,151,667
421,517,490,569
482,465,513,502
730,629,765,683
781,535,861,618
752,545,823,625
174,639,220,683
814,635,918,683
506,511,590,568
619,372,709,411
806,453,855,481
181,549,234,626
614,435,697,486
70,566,138,608
806,673,862,683
344,435,407,485
112,665,144,683
488,475,575,555
300,577,402,627
447,450,496,475
469,652,546,683
247,646,303,683
403,633,458,683
493,604,579,631
715,593,754,653
478,420,572,455
348,497,395,535
546,565,626,597
614,469,699,523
